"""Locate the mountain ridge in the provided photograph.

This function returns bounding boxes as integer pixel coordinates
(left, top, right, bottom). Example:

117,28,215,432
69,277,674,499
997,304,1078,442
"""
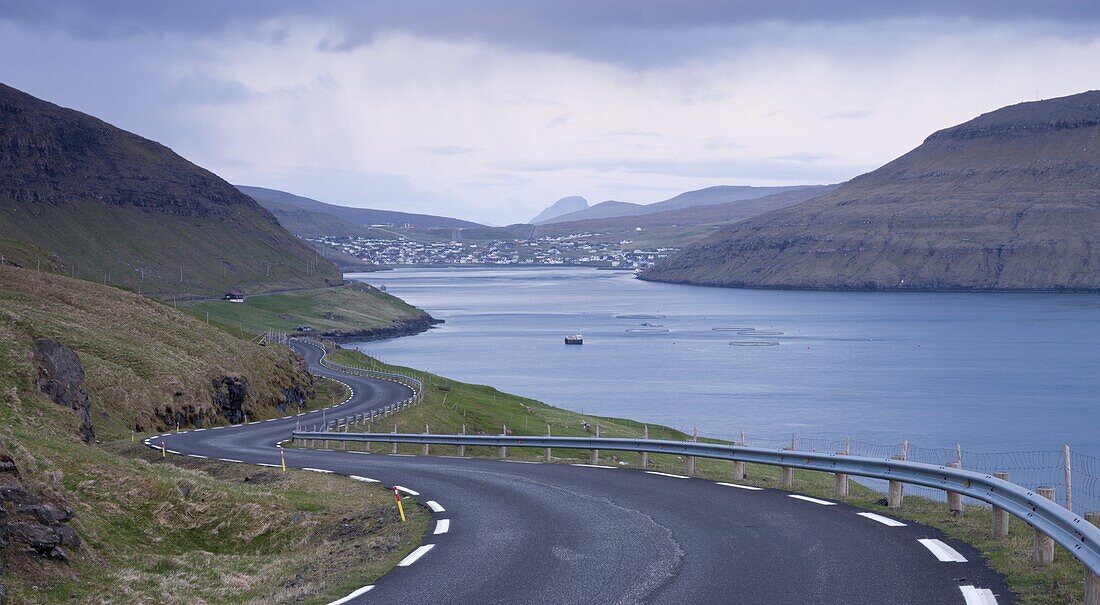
643,91,1100,291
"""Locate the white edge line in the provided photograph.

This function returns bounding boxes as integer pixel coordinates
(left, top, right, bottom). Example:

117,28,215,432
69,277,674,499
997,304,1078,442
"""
433,519,450,535
217,458,243,463
959,586,998,605
788,494,836,506
394,485,419,496
716,482,764,491
186,454,207,459
917,538,967,562
504,460,541,464
327,585,374,605
302,467,334,474
426,500,445,513
397,544,435,566
349,475,379,483
256,463,281,468
646,471,689,479
857,512,907,527
388,453,415,457
571,463,616,469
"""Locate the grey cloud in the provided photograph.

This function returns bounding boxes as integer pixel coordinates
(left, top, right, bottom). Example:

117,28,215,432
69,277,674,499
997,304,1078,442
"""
772,152,833,163
702,137,743,150
494,157,866,182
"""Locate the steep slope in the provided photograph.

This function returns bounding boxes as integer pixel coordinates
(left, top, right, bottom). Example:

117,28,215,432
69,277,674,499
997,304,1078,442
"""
645,91,1100,291
529,195,589,224
238,185,481,232
540,200,645,224
0,83,340,298
0,266,421,602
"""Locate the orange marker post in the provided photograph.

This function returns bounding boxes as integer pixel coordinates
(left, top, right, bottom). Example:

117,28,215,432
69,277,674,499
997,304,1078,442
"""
392,486,407,523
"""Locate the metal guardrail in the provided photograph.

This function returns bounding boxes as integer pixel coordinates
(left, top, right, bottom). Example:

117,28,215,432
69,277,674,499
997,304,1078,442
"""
289,431,1100,576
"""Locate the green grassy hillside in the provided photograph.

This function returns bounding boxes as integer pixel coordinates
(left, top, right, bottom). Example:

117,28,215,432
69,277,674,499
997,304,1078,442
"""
0,267,423,602
0,83,340,298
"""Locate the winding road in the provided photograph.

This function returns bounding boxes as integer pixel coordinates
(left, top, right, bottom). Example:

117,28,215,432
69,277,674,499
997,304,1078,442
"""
151,341,1012,604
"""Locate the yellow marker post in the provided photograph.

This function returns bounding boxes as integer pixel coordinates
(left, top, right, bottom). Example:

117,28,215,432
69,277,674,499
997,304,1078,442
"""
161,441,166,458
280,447,287,472
392,487,407,523
131,430,135,443
175,423,180,433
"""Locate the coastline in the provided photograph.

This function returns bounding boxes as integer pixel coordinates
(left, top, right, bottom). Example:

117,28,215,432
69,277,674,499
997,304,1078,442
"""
319,312,444,343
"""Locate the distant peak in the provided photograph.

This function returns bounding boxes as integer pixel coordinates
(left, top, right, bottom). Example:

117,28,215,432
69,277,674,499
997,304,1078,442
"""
530,195,590,224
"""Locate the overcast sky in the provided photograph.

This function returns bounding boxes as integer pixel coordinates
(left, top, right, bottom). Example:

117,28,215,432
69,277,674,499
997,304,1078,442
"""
2,1,1099,224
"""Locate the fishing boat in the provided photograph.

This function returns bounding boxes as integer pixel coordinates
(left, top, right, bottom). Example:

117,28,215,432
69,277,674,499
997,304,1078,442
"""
565,334,583,345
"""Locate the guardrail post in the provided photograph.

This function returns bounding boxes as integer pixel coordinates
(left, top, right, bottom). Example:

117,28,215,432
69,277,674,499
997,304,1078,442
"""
834,451,849,498
1086,512,1100,605
992,471,1010,537
686,427,697,476
500,424,508,459
640,425,649,470
342,421,347,450
591,425,600,465
887,455,904,508
392,424,398,455
1034,486,1056,565
365,423,371,453
423,425,430,456
946,462,964,516
545,424,553,462
781,447,794,488
459,424,466,457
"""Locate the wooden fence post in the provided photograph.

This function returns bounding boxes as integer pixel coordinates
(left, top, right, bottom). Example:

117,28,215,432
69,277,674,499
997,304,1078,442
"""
1033,486,1056,565
781,447,794,488
591,425,600,465
392,424,398,455
500,424,508,459
640,425,649,470
423,424,430,456
685,427,698,476
992,471,1010,537
1066,444,1073,512
544,424,552,462
458,424,466,457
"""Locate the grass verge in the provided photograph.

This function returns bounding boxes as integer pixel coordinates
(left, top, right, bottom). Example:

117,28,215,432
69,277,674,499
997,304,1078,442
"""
324,347,1084,604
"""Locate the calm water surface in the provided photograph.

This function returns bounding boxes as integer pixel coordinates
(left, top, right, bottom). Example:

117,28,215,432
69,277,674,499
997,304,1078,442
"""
349,267,1100,454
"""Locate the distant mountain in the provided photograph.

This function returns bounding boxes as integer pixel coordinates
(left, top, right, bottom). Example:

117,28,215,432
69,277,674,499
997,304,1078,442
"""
644,91,1100,291
530,196,589,224
0,83,340,298
537,185,816,225
238,186,482,234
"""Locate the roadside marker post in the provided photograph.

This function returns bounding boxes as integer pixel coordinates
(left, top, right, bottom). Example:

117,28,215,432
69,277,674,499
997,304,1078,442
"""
161,441,166,459
393,486,407,523
280,447,287,472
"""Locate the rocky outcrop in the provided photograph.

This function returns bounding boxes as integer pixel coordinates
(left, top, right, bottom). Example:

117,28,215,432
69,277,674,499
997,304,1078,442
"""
32,338,95,443
211,376,249,424
0,452,80,577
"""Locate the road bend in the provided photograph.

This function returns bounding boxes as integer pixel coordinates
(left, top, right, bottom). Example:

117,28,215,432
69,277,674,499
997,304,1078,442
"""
151,341,1013,604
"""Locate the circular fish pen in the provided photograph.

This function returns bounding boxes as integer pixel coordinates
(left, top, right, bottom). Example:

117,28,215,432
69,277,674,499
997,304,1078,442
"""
615,314,666,320
625,328,671,333
729,340,780,346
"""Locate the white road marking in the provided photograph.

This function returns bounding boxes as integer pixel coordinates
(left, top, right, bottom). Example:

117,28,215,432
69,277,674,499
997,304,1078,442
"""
348,451,372,455
349,475,379,483
217,458,243,463
571,464,616,469
165,450,181,455
257,463,281,468
426,501,445,513
302,467,334,474
917,538,968,562
788,495,836,506
857,512,907,527
211,426,225,430
388,453,415,457
646,471,689,479
716,482,763,491
433,519,450,535
438,455,467,459
187,454,208,459
265,418,277,422
193,428,206,432
394,485,419,496
504,460,541,464
959,585,998,604
326,585,374,605
397,544,435,566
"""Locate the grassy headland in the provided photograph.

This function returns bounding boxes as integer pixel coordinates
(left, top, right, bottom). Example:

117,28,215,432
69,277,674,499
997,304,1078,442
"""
326,346,1084,604
180,281,438,341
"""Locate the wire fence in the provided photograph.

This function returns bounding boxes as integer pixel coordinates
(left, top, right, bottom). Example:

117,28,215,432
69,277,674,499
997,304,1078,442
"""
684,429,1099,512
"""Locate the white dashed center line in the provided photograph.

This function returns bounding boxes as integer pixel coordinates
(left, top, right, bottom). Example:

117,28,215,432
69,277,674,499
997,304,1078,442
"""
571,463,616,469
302,467,334,474
426,500,445,513
217,458,242,463
433,519,450,535
646,471,689,479
394,485,419,496
716,482,763,491
326,585,374,605
349,475,379,483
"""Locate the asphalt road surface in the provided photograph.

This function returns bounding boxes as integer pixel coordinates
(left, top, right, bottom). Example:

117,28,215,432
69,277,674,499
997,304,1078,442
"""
152,341,1012,604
